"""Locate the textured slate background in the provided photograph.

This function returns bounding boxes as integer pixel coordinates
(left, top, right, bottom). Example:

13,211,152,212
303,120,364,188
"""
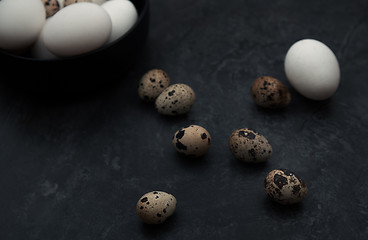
1,0,368,239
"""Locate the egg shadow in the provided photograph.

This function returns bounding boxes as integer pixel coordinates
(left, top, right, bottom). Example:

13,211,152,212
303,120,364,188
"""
0,39,152,106
228,153,269,175
253,103,290,116
289,88,334,111
0,62,136,107
252,88,335,117
262,196,304,219
140,213,178,238
137,99,159,114
174,150,209,169
157,112,192,126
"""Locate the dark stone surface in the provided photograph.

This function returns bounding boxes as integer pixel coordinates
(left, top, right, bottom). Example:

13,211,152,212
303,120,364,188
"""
1,0,368,239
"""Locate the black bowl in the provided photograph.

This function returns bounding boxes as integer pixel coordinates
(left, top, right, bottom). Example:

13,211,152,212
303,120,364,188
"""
0,0,149,94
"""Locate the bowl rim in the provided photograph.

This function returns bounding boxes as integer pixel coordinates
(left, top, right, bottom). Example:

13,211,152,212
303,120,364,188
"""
0,0,149,62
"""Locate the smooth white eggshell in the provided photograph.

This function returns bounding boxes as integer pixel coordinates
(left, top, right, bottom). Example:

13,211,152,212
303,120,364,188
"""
43,2,112,57
102,0,138,44
284,39,340,100
31,21,59,60
0,0,46,51
92,0,107,5
57,0,65,8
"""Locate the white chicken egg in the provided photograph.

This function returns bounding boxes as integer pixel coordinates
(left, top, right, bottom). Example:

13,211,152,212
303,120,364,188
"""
284,39,340,100
0,0,46,51
102,0,138,44
57,0,65,8
42,2,112,57
92,0,107,5
31,20,59,60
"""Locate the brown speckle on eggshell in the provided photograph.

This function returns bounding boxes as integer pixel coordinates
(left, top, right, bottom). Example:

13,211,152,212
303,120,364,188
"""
251,76,291,109
41,0,60,18
155,83,195,116
136,191,177,224
172,125,211,157
264,169,308,204
138,69,171,102
228,128,272,163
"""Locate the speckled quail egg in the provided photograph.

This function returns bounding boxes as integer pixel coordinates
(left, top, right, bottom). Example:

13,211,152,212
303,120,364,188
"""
136,191,177,224
264,169,308,205
251,76,291,109
138,69,171,102
64,0,91,7
155,83,196,116
41,0,60,18
228,128,272,163
172,125,211,157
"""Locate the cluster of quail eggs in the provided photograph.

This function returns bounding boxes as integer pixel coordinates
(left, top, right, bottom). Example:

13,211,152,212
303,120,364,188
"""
136,70,209,224
0,0,138,59
138,69,196,116
136,123,308,224
228,128,308,205
136,37,342,224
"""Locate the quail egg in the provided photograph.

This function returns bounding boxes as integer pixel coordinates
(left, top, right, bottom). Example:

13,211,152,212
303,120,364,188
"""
41,0,60,18
228,128,272,163
251,76,291,109
136,191,177,224
172,125,211,157
155,83,196,116
264,169,308,204
138,69,171,102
